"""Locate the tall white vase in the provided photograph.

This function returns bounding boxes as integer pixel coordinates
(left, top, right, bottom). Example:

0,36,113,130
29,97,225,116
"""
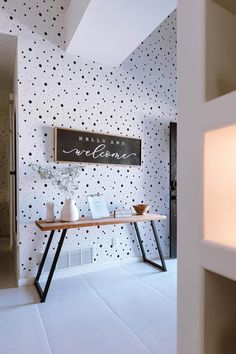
46,202,55,222
61,198,79,222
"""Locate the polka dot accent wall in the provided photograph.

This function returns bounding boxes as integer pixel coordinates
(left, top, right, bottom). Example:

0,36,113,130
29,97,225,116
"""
0,1,177,280
0,91,10,237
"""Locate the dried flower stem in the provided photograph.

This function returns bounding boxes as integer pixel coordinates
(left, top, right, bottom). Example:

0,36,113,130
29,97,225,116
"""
30,163,83,198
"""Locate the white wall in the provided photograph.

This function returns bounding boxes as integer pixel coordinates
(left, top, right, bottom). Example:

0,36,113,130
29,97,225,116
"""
177,0,205,353
0,1,176,281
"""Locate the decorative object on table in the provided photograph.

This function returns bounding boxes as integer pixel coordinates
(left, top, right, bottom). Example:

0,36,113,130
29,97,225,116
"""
114,209,132,218
30,163,83,222
87,194,110,219
55,127,142,166
61,198,79,222
133,204,150,215
45,202,55,222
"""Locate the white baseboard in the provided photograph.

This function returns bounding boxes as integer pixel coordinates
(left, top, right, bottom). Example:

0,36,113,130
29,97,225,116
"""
18,256,143,287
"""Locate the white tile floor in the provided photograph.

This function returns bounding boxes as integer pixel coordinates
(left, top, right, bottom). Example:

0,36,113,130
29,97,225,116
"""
0,242,177,354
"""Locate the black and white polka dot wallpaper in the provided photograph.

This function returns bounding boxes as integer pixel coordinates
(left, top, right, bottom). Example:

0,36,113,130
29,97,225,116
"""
0,91,10,237
0,1,177,279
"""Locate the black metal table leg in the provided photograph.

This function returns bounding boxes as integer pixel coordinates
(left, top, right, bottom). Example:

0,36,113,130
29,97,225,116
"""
34,229,67,302
150,220,167,271
134,222,147,261
133,221,167,272
35,230,55,283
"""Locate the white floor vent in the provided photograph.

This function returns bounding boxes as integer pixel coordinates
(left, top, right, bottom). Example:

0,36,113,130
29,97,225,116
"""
41,247,93,273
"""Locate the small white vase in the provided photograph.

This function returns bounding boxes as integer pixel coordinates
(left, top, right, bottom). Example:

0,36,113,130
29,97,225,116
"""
46,202,55,223
61,198,79,222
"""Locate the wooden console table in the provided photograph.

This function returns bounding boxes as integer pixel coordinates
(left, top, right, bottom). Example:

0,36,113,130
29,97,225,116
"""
35,214,167,302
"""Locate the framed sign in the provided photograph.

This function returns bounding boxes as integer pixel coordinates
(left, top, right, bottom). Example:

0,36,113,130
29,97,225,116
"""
87,194,110,219
55,128,141,166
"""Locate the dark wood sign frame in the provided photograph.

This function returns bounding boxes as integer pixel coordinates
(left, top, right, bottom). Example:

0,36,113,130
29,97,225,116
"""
54,128,142,166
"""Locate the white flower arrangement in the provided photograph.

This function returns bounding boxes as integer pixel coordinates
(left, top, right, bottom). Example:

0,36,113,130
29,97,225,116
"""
30,163,83,198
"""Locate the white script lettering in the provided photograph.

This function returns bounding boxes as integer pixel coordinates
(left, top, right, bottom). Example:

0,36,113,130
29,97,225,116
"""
63,144,137,161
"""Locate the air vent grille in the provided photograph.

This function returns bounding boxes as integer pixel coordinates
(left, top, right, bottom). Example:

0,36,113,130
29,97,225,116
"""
40,247,93,273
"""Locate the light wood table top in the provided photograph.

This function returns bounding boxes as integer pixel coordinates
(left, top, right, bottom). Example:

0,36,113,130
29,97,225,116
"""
35,213,167,231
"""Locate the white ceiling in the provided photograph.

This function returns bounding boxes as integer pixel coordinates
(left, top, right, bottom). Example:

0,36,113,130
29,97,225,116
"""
0,33,17,91
65,0,177,67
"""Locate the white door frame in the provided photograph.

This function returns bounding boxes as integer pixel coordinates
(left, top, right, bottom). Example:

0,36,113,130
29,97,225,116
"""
9,92,19,279
9,93,15,250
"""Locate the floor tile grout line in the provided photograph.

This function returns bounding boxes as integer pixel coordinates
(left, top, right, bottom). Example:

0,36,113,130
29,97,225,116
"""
35,305,53,354
0,264,176,354
81,273,153,354
123,263,177,304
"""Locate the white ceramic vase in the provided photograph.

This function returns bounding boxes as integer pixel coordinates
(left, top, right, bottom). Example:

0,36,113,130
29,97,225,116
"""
61,198,79,222
46,202,55,222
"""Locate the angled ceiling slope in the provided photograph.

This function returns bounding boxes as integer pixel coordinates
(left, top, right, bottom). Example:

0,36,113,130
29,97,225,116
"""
65,0,177,67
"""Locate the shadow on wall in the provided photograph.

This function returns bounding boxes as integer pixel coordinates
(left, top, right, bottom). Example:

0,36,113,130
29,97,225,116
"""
0,199,10,236
219,324,236,354
141,116,170,249
140,116,170,195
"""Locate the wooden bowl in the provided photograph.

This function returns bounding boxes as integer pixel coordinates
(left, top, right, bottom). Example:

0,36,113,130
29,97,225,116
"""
133,204,150,215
